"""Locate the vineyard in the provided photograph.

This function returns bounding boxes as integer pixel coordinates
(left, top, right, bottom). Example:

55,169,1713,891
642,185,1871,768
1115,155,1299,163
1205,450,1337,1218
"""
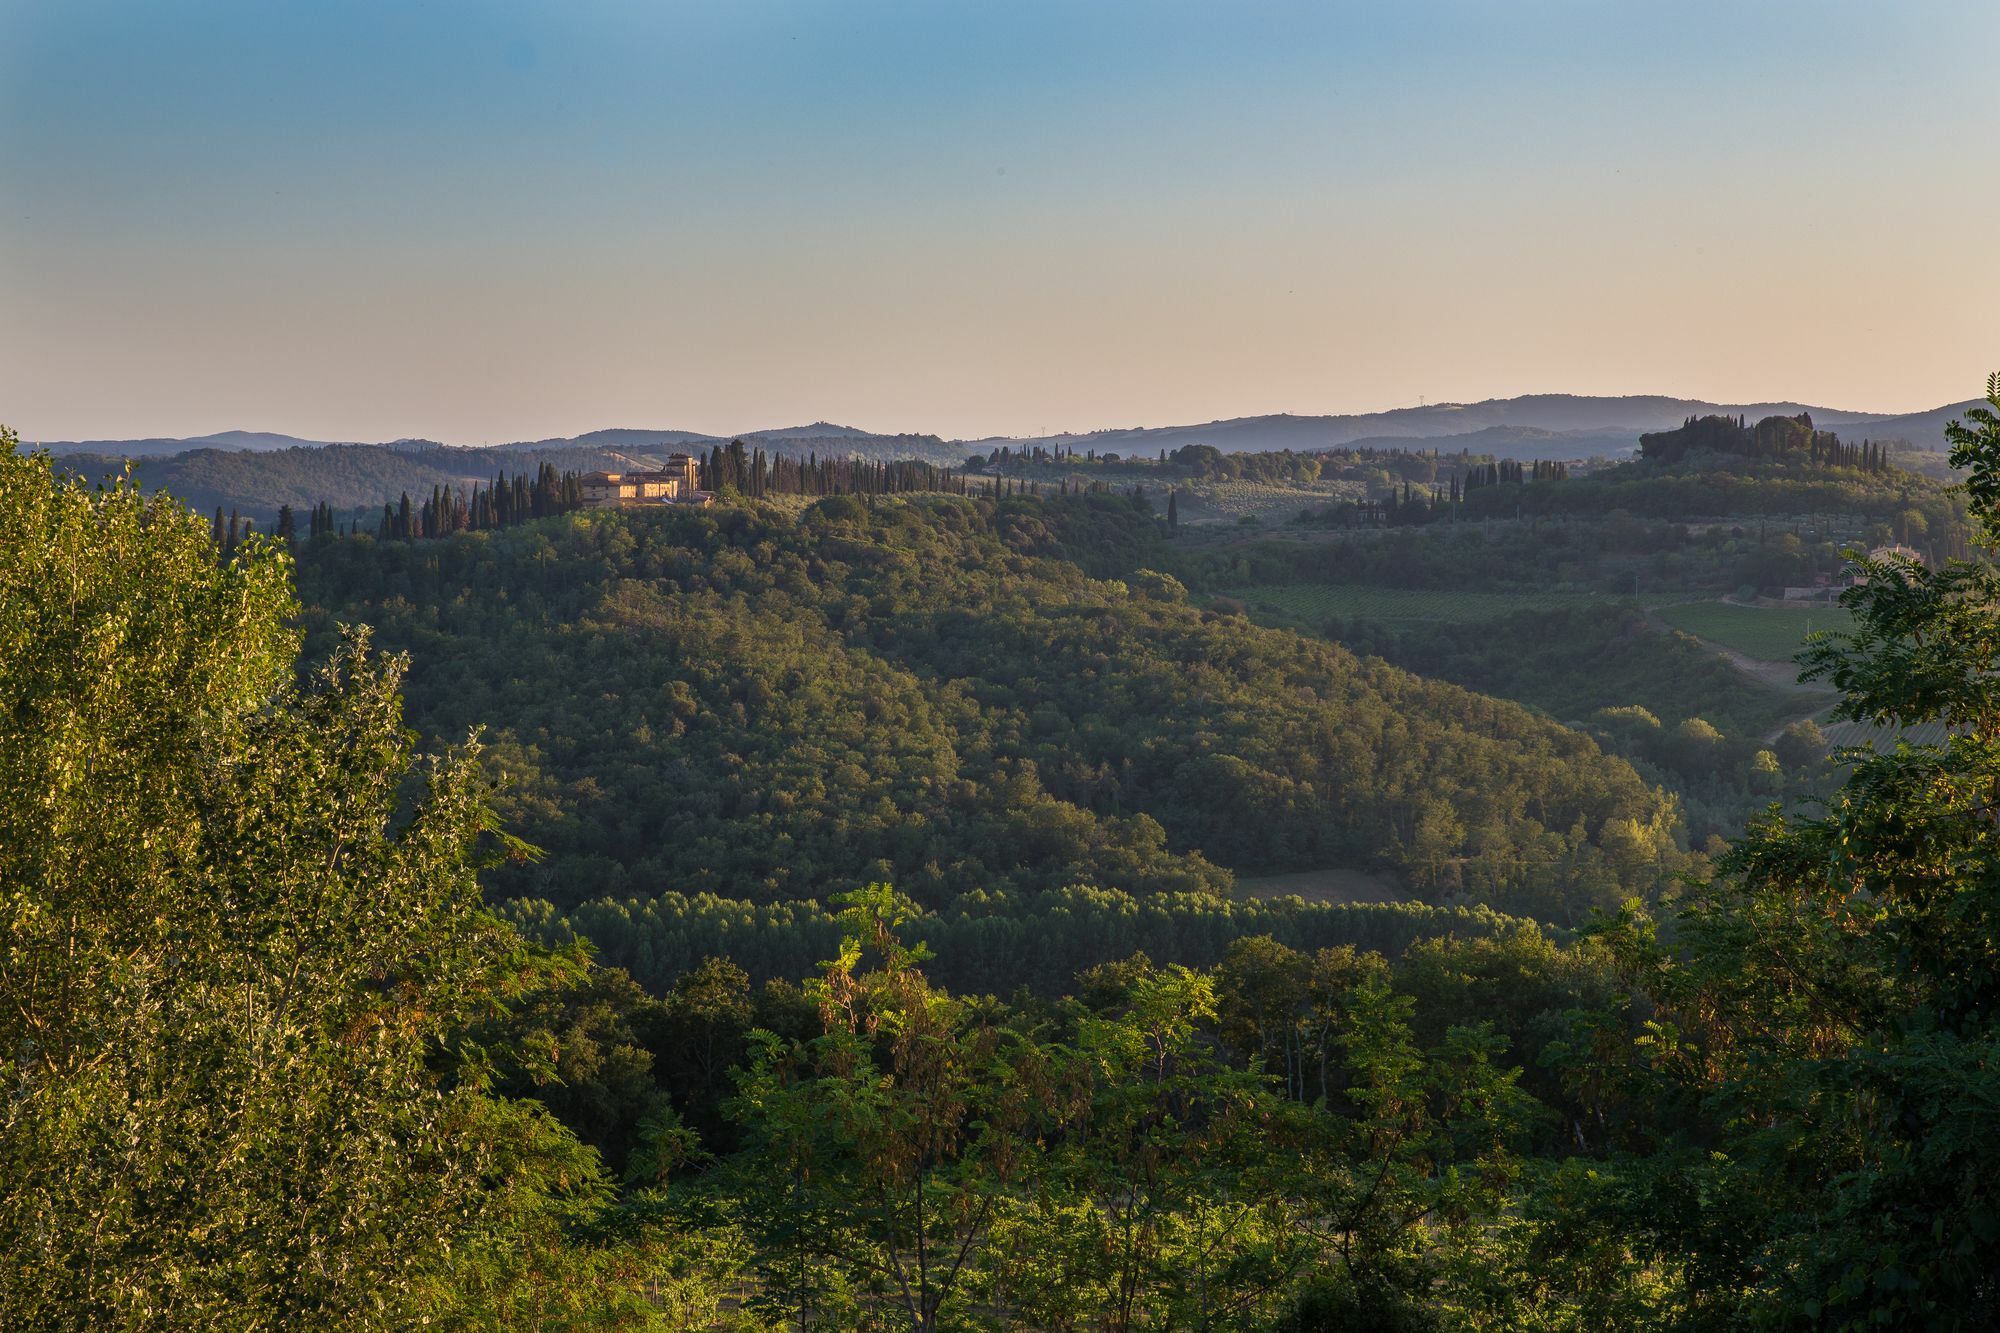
1656,600,1856,663
1230,582,1612,626
1820,717,1954,751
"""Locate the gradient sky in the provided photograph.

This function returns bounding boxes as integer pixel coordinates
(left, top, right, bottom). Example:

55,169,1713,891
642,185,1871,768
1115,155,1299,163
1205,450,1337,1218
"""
4,1,1997,444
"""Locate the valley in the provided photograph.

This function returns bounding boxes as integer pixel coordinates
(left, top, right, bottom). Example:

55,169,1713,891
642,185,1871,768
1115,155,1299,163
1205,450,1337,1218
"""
15,4,1998,1321
14,395,1995,1327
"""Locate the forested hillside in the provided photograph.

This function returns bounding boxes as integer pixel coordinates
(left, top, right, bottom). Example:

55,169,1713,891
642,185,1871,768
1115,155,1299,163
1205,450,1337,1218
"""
53,431,971,522
1457,443,1967,540
54,441,630,521
295,494,1681,932
1638,410,1895,467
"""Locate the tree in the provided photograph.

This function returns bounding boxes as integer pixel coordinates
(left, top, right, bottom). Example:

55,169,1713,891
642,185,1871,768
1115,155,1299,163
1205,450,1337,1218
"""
1771,717,1828,771
1008,961,1303,1331
0,434,668,1325
728,885,1058,1331
651,955,757,1149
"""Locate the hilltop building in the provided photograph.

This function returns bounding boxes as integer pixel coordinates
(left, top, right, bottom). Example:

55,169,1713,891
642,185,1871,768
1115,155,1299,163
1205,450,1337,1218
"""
579,454,709,508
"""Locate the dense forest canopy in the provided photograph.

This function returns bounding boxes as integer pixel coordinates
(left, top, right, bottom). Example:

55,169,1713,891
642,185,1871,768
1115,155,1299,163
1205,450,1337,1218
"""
294,493,1680,930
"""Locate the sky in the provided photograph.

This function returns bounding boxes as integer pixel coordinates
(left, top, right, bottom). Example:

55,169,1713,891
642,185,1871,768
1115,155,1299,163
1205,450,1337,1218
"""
3,0,1997,444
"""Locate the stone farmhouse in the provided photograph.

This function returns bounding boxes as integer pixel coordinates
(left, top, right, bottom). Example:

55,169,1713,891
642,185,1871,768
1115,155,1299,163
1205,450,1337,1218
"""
578,454,713,509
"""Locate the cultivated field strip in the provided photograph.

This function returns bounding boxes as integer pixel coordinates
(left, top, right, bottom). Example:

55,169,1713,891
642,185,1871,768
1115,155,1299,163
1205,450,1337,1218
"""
1232,583,1612,625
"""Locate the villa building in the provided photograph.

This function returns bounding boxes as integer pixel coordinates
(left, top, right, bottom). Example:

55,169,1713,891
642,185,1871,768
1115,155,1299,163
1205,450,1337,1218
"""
579,454,706,508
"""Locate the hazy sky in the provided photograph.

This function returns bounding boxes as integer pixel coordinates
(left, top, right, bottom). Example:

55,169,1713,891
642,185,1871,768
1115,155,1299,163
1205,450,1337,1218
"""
4,1,1996,443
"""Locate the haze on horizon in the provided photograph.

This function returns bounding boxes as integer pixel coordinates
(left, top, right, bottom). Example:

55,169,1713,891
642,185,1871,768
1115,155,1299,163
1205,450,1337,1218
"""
3,0,1996,446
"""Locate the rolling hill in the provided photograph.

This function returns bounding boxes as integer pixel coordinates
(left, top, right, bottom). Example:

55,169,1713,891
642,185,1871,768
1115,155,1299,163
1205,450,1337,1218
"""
51,443,628,521
38,393,1983,520
35,429,357,458
1811,398,1984,452
969,393,1911,457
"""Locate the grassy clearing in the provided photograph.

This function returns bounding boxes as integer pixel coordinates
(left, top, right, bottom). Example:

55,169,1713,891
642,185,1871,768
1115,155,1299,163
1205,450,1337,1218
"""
1230,583,1612,626
1656,601,1855,663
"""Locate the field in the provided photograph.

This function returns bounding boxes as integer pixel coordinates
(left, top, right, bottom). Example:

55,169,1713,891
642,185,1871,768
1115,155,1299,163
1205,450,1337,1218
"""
1174,479,1362,527
1230,583,1613,627
1235,868,1402,904
1656,600,1855,663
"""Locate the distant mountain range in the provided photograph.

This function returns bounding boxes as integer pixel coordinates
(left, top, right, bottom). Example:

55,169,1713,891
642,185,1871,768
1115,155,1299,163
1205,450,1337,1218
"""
1334,425,1649,464
1807,399,1986,453
968,393,1985,457
35,429,357,458
35,394,1981,468
35,422,955,462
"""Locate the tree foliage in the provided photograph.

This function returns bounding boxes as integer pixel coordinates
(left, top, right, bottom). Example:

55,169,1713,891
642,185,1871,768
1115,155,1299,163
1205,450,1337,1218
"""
1573,376,2000,1326
0,436,668,1325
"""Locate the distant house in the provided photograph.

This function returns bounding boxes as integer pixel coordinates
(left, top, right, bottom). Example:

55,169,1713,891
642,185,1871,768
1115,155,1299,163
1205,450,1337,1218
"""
579,454,702,508
1844,544,1927,590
